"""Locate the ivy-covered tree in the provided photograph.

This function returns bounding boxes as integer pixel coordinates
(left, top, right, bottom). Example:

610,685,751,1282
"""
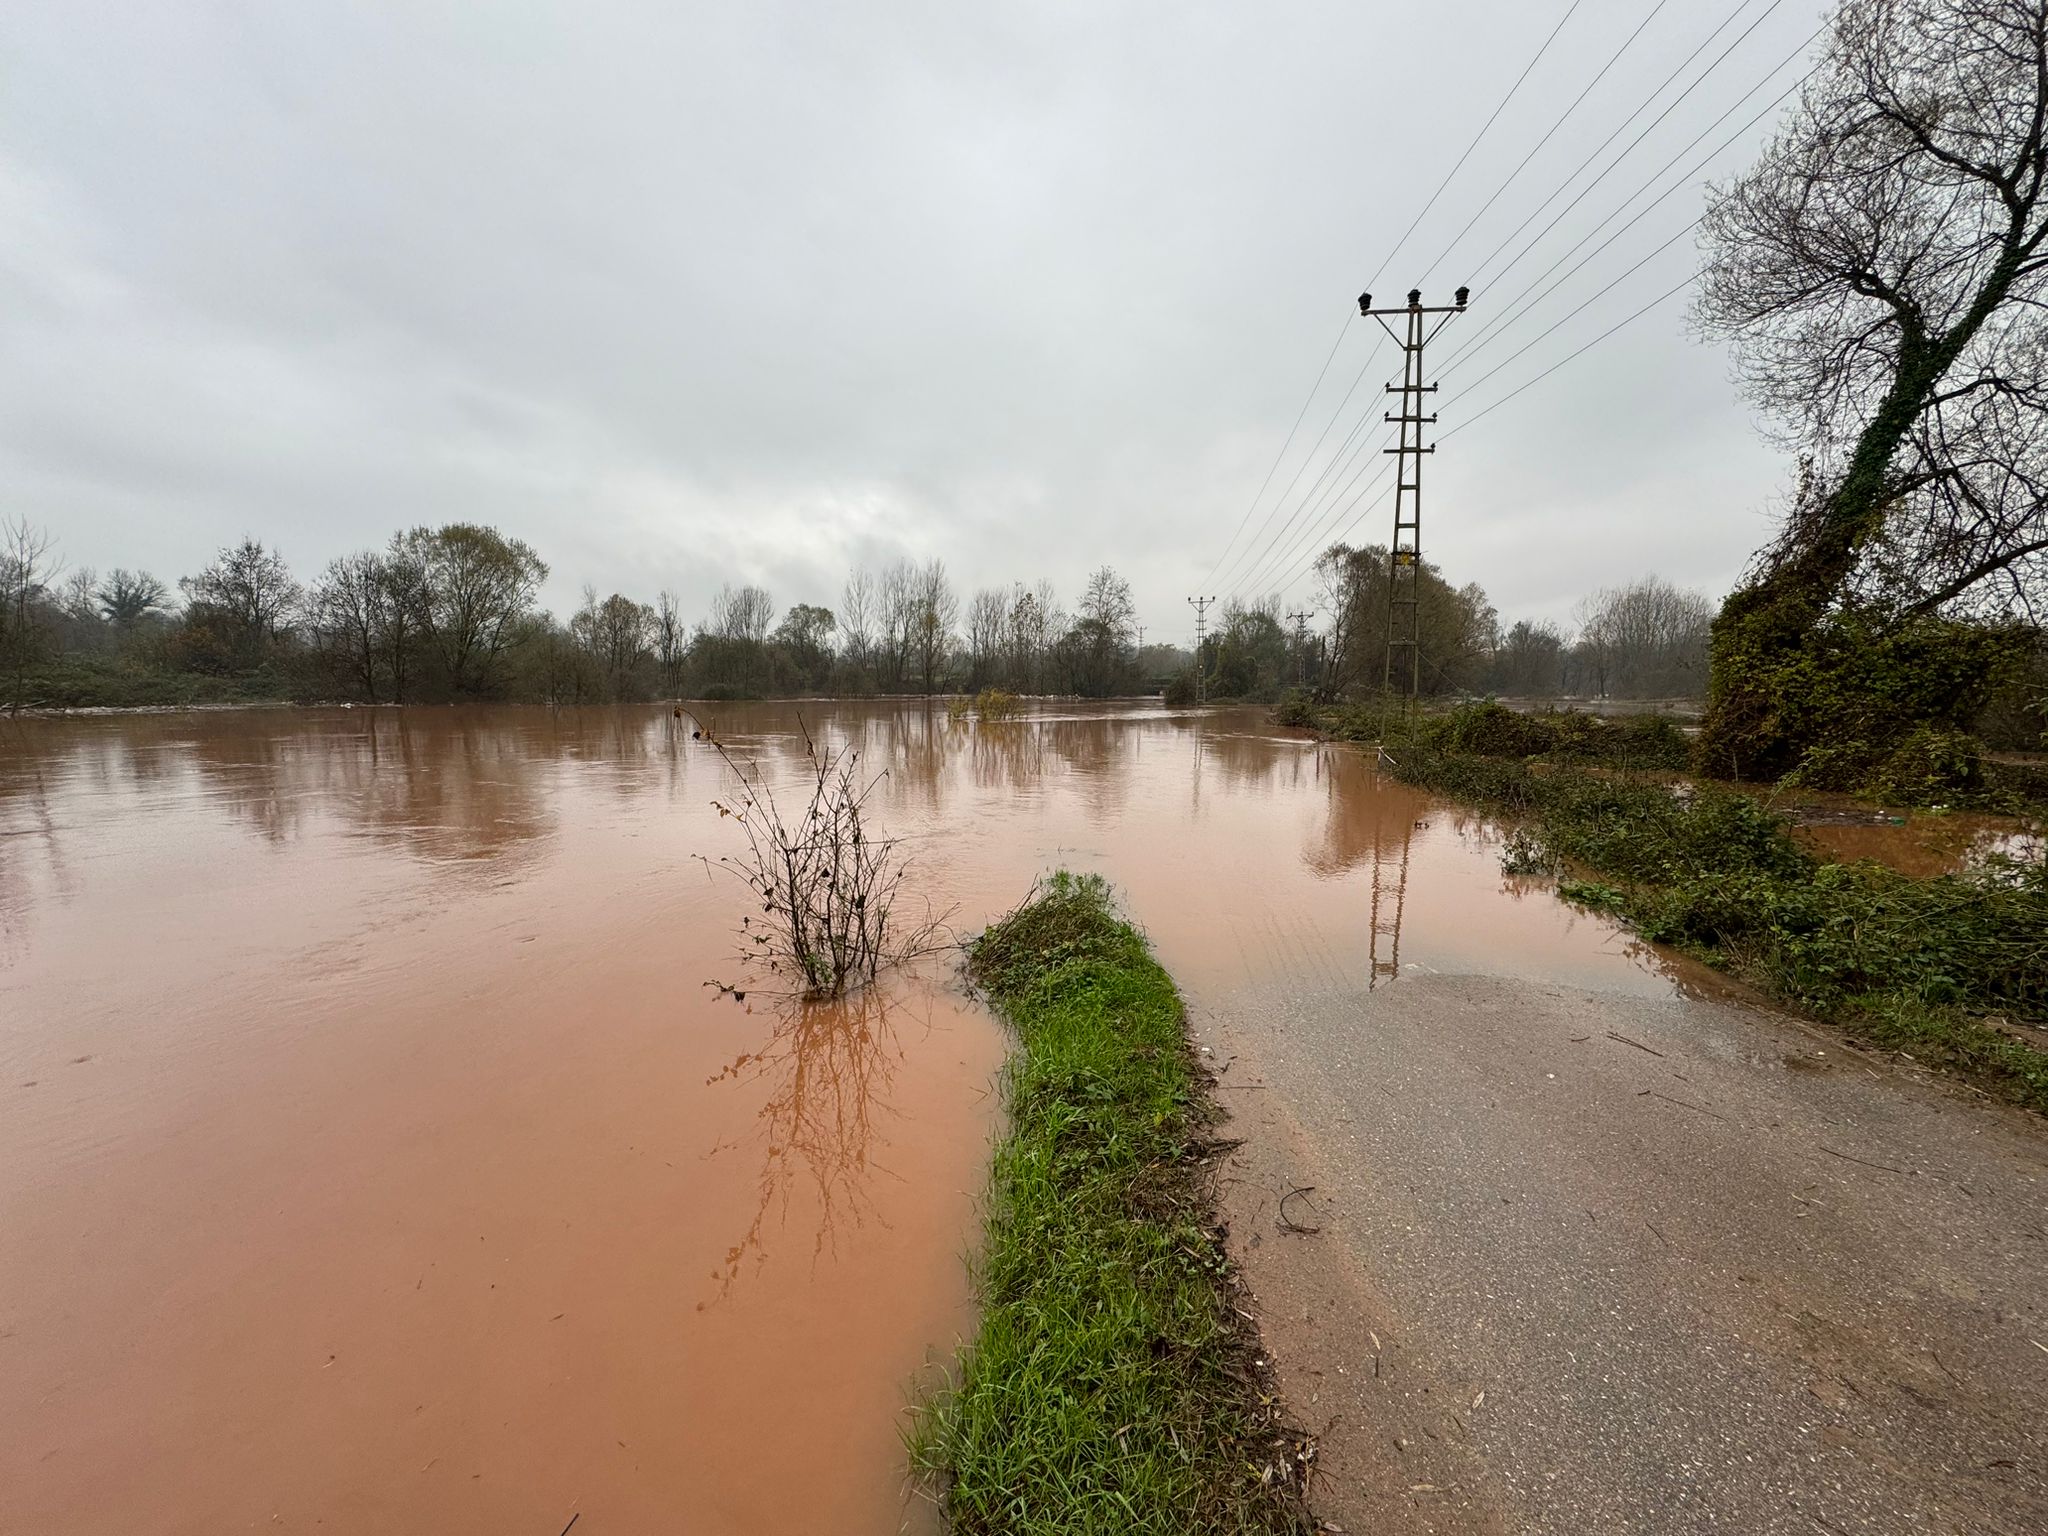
1695,0,2048,775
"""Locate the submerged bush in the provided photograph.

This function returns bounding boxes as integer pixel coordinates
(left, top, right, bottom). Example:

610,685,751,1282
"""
700,719,949,997
975,687,1022,721
1410,701,1691,770
1272,687,1317,728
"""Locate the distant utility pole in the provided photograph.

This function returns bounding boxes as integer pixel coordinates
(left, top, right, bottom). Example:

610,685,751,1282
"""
1187,595,1215,703
1285,609,1314,686
1360,285,1468,700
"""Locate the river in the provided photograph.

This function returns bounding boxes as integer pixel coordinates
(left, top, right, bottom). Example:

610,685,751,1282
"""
1,700,1682,1533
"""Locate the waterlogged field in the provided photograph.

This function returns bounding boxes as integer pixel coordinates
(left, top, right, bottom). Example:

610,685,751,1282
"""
0,701,1680,1533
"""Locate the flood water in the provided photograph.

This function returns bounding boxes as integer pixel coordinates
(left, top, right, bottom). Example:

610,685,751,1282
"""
1,702,1679,1534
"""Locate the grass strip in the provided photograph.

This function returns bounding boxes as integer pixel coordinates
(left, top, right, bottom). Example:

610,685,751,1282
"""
911,871,1310,1535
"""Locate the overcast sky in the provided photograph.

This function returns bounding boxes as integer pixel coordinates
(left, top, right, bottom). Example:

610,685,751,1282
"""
3,0,1823,643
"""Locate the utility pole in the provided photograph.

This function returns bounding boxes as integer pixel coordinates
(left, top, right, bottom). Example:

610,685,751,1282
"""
1187,595,1215,703
1359,285,1468,700
1285,609,1314,687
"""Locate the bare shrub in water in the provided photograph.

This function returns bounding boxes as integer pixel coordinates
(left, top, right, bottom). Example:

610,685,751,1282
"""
702,720,949,998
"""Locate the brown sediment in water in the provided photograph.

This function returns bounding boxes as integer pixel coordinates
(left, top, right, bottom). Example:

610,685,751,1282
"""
1779,800,2042,878
0,702,1697,1533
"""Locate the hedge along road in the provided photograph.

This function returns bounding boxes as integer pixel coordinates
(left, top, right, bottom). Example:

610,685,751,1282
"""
3,700,2041,1533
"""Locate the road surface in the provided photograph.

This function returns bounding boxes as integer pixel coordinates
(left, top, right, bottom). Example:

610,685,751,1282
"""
1197,967,2047,1534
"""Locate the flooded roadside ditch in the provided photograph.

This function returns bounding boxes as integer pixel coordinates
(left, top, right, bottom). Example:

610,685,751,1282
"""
1,701,1701,1532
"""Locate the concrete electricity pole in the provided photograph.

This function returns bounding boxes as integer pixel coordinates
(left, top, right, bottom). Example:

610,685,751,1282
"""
1359,285,1468,699
1187,595,1215,703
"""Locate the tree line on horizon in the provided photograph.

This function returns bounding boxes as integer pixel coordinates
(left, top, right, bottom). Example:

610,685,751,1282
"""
0,518,1198,709
5,514,1732,713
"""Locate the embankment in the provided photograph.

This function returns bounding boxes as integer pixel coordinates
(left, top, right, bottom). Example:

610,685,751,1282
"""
912,872,1312,1535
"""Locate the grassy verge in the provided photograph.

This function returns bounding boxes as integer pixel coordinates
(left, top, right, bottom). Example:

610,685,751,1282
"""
1377,733,2048,1114
911,872,1309,1535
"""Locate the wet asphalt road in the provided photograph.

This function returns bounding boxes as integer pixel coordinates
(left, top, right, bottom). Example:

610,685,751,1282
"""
1197,971,2048,1535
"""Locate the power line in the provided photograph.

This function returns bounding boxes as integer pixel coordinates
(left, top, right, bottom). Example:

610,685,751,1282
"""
1213,342,1398,597
1464,0,1789,292
1449,220,1699,398
1252,455,1403,603
1198,316,1353,588
1211,335,1386,591
1443,269,1701,442
1417,0,1677,287
1246,11,1818,599
1226,421,1400,602
1438,41,1818,382
1364,0,1587,287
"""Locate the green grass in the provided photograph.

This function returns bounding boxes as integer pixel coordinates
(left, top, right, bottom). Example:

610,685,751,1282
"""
911,872,1309,1535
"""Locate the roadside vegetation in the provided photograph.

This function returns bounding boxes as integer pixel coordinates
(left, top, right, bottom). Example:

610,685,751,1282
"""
912,873,1310,1535
1285,699,2048,1113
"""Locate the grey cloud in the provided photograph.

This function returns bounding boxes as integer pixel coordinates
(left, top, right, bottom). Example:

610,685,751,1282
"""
3,0,1805,639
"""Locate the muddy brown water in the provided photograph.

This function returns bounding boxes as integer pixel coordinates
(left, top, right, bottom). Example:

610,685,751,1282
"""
3,701,1691,1534
1788,806,2042,878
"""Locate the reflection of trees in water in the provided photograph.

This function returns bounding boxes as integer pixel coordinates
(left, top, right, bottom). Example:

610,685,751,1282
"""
1194,727,1289,793
0,720,76,965
292,712,556,866
7,709,570,868
963,720,1047,793
702,985,925,1300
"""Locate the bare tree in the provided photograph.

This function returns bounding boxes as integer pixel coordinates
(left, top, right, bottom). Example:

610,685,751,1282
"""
1005,581,1062,694
58,568,98,624
376,536,430,704
840,569,876,677
965,587,1008,689
310,551,388,701
1570,592,1615,700
399,523,547,695
1695,0,2048,770
572,588,657,700
875,559,916,690
1,518,58,711
704,583,775,693
655,589,686,694
179,537,301,666
1313,543,1494,699
708,583,774,644
911,559,957,694
1071,566,1138,696
700,722,949,998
